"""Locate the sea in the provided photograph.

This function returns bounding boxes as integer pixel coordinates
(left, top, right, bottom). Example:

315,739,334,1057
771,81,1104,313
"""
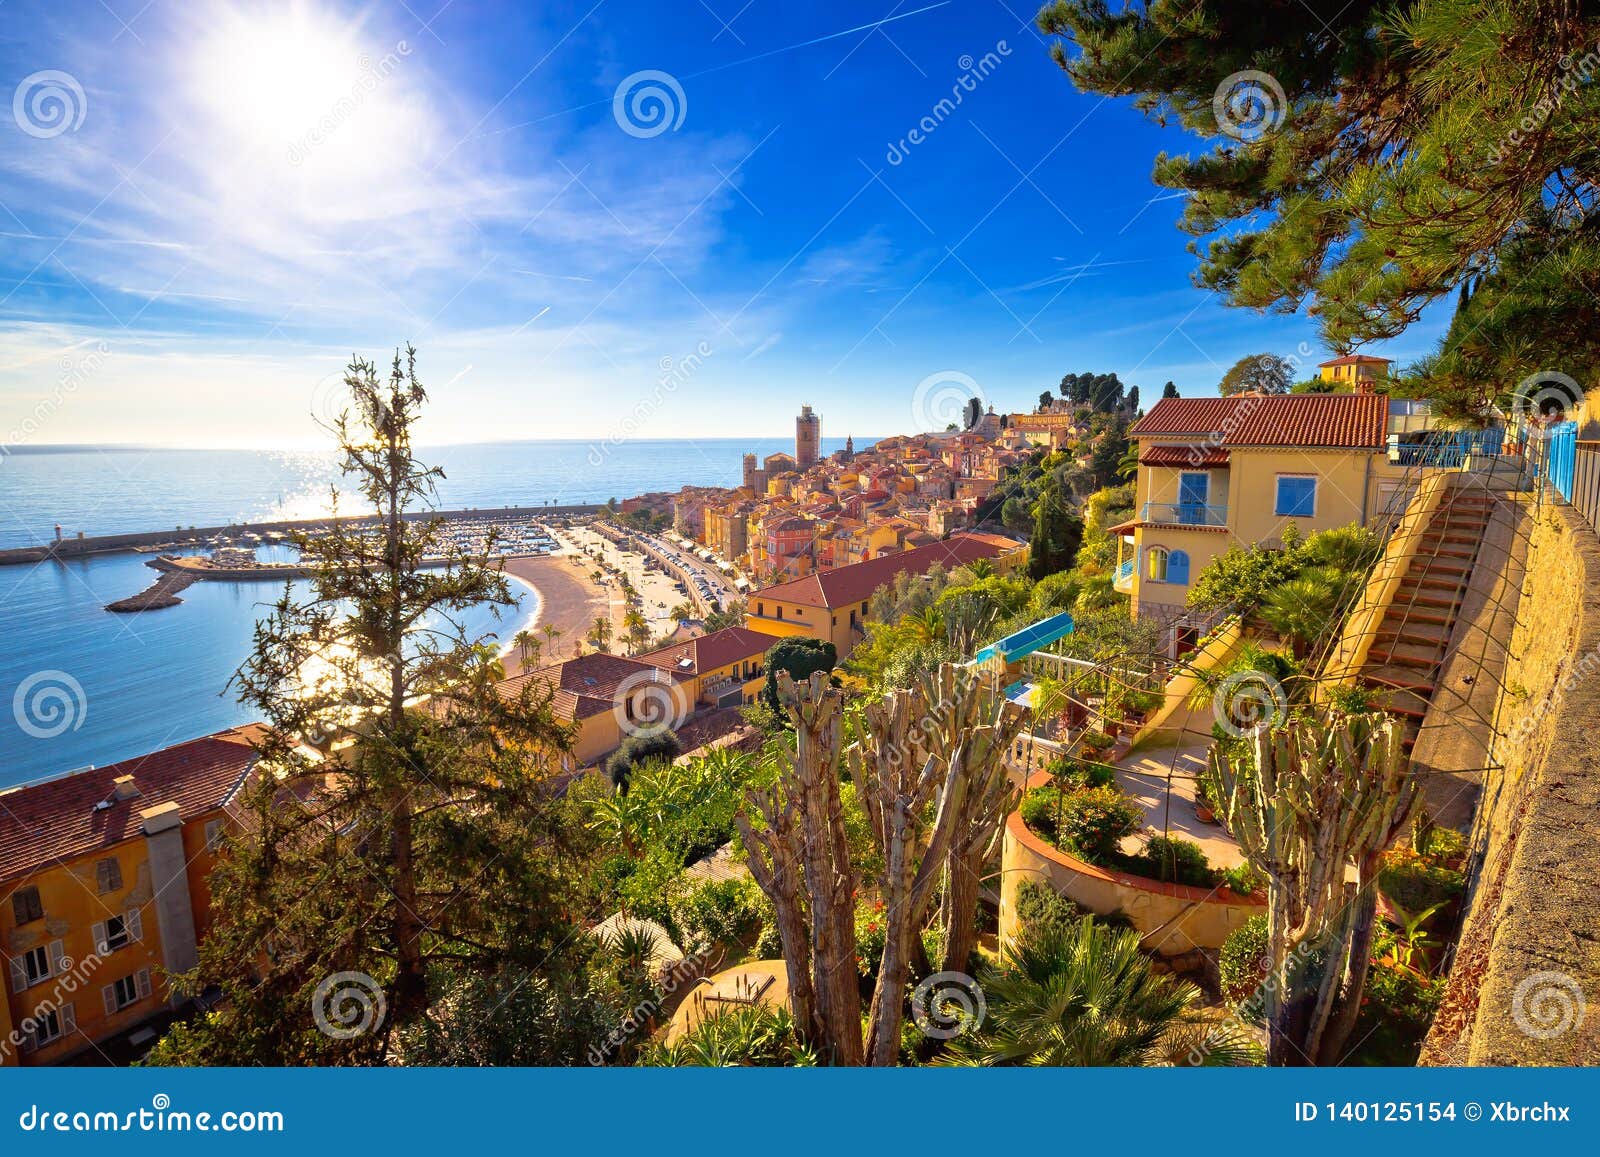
0,437,860,788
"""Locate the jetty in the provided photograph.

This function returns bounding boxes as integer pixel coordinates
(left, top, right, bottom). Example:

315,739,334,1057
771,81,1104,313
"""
104,570,199,613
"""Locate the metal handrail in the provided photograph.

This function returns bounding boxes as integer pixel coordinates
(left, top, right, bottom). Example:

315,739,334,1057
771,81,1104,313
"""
1140,501,1227,527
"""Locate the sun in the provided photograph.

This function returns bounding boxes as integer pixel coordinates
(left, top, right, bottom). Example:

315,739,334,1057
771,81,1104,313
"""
185,1,424,194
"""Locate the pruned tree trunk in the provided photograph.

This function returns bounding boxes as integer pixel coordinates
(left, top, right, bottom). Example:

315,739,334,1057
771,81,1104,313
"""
738,672,860,1063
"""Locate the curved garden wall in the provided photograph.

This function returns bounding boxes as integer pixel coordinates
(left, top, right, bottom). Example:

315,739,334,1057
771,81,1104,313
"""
998,807,1263,957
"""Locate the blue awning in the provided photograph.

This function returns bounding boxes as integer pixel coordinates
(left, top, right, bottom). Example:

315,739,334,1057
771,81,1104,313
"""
972,611,1075,665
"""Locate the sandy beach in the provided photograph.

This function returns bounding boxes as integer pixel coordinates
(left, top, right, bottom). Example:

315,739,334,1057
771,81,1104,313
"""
499,551,621,676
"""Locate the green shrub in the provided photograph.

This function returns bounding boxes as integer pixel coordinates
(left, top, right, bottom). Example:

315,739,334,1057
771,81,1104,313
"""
1019,786,1067,843
1056,785,1143,863
1219,862,1267,896
1044,756,1116,790
854,898,888,980
1135,836,1215,887
1378,849,1465,916
1013,879,1092,936
671,878,762,955
1348,957,1445,1066
1219,914,1270,1009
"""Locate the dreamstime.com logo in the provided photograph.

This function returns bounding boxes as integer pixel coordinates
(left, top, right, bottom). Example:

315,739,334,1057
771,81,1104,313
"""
12,70,87,138
1512,970,1587,1041
1211,669,1287,737
287,42,412,166
885,42,1011,165
911,970,986,1040
1213,69,1287,141
311,970,387,1040
588,341,714,467
911,370,986,435
16,1095,284,1134
12,670,88,739
612,70,687,138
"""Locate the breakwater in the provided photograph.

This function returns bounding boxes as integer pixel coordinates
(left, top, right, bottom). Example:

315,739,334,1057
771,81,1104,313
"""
0,503,604,566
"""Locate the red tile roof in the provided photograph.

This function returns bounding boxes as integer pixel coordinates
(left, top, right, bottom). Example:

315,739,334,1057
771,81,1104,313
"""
0,729,259,883
637,627,773,677
1139,446,1231,467
1318,354,1392,367
1129,395,1388,449
752,532,1021,610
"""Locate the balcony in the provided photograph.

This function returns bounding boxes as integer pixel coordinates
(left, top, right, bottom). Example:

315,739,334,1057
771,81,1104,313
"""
1140,501,1227,527
1113,558,1135,592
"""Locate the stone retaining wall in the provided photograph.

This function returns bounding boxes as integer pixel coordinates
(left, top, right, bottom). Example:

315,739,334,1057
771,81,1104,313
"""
1421,501,1600,1064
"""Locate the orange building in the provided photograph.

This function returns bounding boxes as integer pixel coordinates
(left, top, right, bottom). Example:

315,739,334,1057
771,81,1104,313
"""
745,532,1027,657
1,729,259,1066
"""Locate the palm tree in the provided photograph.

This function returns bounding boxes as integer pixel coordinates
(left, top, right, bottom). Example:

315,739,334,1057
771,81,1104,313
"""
512,629,540,667
540,623,562,660
940,918,1257,1066
966,558,996,580
588,615,614,653
1116,443,1141,481
907,606,945,645
1259,574,1341,657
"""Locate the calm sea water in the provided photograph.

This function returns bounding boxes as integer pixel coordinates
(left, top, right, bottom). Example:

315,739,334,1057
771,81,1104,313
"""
0,438,862,787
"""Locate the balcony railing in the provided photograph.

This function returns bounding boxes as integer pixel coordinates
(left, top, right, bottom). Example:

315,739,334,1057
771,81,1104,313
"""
1140,501,1227,527
1113,558,1135,588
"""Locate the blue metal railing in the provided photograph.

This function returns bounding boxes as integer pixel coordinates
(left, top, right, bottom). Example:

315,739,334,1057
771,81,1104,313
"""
1547,421,1577,502
1140,501,1227,527
1113,558,1134,584
1389,428,1507,467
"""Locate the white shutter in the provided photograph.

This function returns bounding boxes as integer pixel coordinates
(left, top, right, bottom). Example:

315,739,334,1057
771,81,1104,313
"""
8,955,25,994
60,1002,76,1033
126,907,144,942
135,969,152,999
46,940,64,977
91,921,107,955
102,984,118,1017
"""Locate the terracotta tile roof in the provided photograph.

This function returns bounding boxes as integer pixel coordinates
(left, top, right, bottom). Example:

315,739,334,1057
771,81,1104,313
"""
637,627,773,677
1129,395,1388,449
0,729,259,883
497,652,687,722
1139,445,1231,467
1318,354,1392,367
752,532,1021,610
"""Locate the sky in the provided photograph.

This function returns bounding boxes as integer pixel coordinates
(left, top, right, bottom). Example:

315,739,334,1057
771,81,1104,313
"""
0,0,1449,449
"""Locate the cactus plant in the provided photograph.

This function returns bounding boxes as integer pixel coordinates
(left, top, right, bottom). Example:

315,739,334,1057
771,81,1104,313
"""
1210,709,1421,1065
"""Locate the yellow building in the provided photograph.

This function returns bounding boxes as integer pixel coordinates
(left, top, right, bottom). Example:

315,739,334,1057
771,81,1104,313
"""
746,532,1026,658
2,729,258,1066
1115,395,1410,646
1318,354,1392,390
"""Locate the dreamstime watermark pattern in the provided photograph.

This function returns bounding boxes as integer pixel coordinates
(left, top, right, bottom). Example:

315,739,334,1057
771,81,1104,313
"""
612,668,691,740
911,369,987,435
910,970,986,1039
1182,342,1317,466
588,342,713,468
16,1095,284,1134
287,41,412,166
3,950,104,1061
1213,70,1287,142
311,970,387,1040
1,341,110,466
587,948,710,1063
1187,935,1320,1065
612,70,687,138
885,42,1012,165
1505,645,1600,745
1212,669,1287,738
12,670,89,740
1486,45,1600,166
12,70,87,139
1511,969,1587,1041
1510,369,1585,438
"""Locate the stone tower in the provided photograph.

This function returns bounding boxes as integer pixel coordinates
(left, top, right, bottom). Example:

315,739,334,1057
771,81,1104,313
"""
795,404,820,470
742,452,759,491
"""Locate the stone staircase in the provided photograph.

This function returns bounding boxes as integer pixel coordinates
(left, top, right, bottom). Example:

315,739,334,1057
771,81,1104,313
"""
1358,488,1498,755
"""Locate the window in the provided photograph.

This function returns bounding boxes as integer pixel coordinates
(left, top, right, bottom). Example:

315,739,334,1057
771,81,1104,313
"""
1145,546,1170,582
1275,475,1317,517
10,940,62,993
12,886,43,925
22,1005,73,1054
104,969,151,1015
96,857,122,894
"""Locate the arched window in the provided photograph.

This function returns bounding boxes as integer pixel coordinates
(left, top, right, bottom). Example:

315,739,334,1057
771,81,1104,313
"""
1145,546,1169,582
1167,550,1190,585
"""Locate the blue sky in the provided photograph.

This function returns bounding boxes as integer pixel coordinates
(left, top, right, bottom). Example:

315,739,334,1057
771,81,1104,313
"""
0,0,1447,448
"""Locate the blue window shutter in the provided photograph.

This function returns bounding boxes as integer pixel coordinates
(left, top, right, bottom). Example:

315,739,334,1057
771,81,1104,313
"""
1167,550,1190,585
1275,476,1316,517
